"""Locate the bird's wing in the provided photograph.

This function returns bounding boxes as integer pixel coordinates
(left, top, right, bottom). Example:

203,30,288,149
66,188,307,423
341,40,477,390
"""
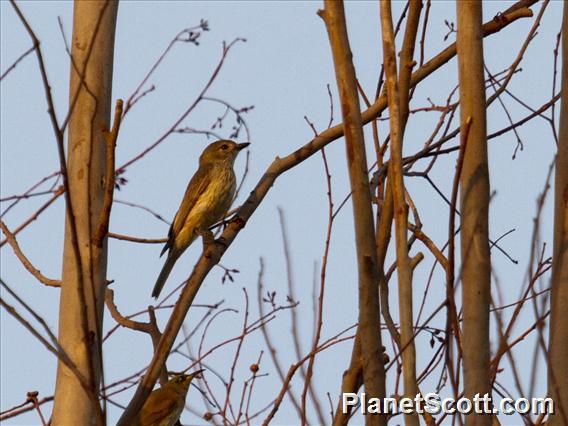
139,390,178,425
161,164,212,257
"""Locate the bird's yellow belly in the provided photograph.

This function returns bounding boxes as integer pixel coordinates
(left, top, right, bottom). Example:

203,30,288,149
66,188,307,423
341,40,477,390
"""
175,172,235,249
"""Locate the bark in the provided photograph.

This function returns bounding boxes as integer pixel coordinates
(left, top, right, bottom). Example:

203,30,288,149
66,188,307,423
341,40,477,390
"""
547,3,568,424
455,2,491,426
320,1,387,425
51,1,118,425
379,1,420,425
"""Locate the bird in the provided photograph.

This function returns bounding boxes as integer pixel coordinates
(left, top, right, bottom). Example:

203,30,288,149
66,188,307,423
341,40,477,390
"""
136,370,204,426
152,140,249,298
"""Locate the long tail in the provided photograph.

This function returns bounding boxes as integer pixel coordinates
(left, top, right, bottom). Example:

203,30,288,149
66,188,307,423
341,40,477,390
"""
152,253,178,298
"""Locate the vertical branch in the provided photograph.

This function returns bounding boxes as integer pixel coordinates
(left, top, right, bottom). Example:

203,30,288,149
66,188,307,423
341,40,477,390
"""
398,0,422,129
319,2,387,426
446,118,471,401
332,335,362,426
256,259,304,419
277,208,306,373
301,149,334,425
547,2,568,424
94,99,123,247
376,181,400,348
379,1,420,425
456,2,491,425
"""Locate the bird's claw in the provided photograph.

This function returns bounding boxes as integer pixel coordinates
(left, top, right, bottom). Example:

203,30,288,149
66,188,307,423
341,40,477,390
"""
228,215,246,229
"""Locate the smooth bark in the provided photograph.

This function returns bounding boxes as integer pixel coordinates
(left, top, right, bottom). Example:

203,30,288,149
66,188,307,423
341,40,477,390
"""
51,2,118,425
379,1,420,425
456,2,491,425
320,1,387,425
547,3,568,424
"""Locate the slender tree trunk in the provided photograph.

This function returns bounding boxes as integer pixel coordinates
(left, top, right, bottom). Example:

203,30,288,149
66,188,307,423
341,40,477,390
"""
379,1,421,425
320,2,387,425
547,3,568,425
455,2,491,426
51,2,118,425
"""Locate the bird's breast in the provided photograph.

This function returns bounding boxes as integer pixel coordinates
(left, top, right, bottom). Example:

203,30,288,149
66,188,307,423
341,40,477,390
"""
187,167,236,229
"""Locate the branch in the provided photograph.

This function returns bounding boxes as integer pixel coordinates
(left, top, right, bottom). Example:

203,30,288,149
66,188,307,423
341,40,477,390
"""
301,149,334,425
94,99,123,246
320,4,387,426
445,117,471,400
108,233,167,244
105,288,153,334
115,2,537,423
0,394,54,422
1,221,61,287
0,280,91,393
456,2,492,422
547,1,568,421
255,259,304,418
332,335,362,425
0,45,35,81
105,288,168,384
0,187,64,248
380,1,419,424
117,38,245,173
262,327,356,426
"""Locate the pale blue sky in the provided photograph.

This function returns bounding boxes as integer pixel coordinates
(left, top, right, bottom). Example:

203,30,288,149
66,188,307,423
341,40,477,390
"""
1,1,562,424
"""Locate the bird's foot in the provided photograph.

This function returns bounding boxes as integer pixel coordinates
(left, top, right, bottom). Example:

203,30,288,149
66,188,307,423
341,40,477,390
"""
199,229,229,259
227,215,246,229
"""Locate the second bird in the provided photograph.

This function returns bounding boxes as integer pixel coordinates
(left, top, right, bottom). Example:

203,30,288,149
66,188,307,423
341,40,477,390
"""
152,140,249,298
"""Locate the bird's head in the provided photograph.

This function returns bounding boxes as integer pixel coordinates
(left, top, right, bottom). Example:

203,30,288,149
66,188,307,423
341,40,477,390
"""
199,140,250,166
167,369,204,395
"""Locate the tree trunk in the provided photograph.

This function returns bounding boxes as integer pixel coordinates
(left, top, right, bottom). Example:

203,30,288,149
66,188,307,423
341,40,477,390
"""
547,3,568,425
51,1,118,425
320,2,387,425
455,2,491,426
379,1,421,425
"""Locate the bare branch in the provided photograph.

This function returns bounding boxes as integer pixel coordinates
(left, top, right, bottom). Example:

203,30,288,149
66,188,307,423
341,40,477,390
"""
0,220,61,287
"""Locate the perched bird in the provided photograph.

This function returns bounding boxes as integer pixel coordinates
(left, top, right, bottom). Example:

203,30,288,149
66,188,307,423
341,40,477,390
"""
152,140,249,298
136,370,204,426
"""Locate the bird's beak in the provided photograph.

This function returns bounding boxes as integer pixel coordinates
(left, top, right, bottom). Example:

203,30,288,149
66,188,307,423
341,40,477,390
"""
236,142,250,150
189,369,205,379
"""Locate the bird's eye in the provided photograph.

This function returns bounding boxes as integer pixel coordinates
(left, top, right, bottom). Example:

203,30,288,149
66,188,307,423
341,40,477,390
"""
221,144,229,150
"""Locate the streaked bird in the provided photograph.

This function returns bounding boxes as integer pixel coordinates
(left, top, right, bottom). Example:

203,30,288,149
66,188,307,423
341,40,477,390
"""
136,370,204,426
152,140,249,298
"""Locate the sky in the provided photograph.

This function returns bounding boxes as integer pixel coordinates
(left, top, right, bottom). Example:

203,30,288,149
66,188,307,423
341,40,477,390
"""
0,1,563,425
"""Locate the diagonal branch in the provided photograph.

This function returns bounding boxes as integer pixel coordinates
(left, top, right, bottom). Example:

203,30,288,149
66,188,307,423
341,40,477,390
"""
1,220,61,287
115,3,537,423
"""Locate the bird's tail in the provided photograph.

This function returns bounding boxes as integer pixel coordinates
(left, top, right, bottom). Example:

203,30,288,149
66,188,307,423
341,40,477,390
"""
152,253,178,299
